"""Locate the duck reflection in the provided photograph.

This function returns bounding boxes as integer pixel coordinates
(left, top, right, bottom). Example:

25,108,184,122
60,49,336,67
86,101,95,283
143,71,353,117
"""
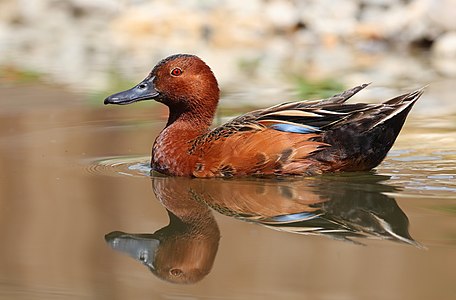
106,173,420,283
105,177,220,284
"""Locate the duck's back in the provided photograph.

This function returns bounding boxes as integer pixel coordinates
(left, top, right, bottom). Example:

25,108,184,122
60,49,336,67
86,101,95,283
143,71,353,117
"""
191,84,423,177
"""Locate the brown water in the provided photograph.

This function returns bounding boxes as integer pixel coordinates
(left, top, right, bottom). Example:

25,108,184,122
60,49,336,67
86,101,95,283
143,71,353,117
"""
0,84,455,300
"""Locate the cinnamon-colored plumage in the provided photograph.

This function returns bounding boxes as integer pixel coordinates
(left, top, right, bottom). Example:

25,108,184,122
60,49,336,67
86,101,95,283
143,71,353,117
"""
104,54,424,177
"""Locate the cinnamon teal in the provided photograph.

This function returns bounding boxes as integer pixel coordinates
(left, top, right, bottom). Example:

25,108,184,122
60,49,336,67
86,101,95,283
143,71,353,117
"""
104,54,424,177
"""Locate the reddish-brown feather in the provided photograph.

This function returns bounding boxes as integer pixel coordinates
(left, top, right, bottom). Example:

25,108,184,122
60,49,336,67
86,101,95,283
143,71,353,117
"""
192,129,326,177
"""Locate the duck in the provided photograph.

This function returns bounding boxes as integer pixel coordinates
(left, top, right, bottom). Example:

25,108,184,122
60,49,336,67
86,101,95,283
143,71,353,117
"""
104,54,424,177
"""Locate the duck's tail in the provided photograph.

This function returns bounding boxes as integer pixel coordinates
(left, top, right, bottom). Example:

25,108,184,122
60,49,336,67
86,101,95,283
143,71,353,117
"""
368,87,425,131
313,87,424,171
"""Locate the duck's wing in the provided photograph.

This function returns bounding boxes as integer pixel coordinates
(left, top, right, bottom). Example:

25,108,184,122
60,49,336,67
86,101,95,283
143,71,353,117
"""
216,83,372,135
224,83,423,134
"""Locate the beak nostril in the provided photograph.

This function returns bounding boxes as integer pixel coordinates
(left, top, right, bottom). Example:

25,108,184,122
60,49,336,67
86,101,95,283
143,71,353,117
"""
104,74,158,105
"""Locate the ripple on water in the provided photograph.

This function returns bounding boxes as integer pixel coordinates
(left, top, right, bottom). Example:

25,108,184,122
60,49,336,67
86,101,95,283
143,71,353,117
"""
380,149,456,197
86,148,456,197
87,156,152,177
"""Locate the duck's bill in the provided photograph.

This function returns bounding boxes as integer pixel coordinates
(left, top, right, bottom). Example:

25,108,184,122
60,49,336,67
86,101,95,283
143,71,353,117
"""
104,76,159,105
105,231,159,270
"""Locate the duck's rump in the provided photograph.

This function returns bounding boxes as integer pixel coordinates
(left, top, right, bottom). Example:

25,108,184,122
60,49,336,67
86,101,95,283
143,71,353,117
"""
310,88,423,171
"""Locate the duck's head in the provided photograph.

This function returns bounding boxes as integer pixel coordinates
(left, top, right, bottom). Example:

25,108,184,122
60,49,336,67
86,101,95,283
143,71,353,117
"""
104,54,220,114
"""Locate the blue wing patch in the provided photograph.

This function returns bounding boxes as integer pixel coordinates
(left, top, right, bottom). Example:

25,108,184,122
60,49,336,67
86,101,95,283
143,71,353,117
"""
270,123,320,134
264,212,320,224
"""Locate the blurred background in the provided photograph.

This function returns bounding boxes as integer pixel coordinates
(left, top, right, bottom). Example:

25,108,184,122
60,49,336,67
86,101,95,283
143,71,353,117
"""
1,0,456,111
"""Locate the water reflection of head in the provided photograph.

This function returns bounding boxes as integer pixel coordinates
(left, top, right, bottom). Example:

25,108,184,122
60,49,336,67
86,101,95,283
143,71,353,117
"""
152,211,219,284
105,177,220,284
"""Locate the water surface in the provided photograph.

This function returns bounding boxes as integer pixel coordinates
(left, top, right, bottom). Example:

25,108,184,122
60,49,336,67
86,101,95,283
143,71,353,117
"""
0,84,455,300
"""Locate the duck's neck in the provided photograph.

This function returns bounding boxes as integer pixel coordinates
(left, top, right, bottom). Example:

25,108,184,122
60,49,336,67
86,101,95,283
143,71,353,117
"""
165,103,215,130
152,101,217,176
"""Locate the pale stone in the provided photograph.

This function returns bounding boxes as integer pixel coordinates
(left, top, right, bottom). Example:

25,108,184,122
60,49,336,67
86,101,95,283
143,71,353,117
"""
428,0,456,31
432,31,456,76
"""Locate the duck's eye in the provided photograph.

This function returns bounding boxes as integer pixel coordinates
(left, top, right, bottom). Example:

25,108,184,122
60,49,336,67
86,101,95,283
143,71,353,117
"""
170,268,183,277
170,67,183,77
